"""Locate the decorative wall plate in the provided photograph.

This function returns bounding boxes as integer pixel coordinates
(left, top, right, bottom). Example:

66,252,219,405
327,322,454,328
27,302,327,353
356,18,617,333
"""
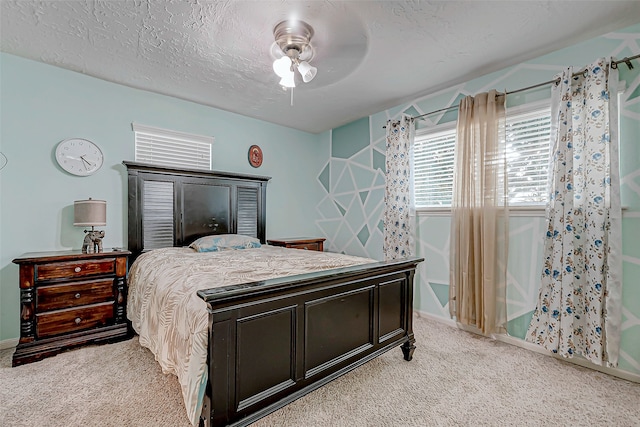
248,145,263,168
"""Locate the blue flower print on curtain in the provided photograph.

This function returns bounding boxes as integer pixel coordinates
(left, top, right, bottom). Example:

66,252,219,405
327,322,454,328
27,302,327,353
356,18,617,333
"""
526,58,623,367
383,116,415,260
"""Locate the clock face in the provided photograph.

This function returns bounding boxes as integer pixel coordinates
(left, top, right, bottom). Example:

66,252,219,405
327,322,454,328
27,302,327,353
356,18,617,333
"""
55,138,104,176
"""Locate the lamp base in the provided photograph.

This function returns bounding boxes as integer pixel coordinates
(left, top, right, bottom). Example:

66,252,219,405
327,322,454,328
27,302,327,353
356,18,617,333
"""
82,228,105,254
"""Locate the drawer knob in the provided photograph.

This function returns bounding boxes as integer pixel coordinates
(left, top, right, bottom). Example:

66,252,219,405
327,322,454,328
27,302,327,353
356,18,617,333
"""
74,267,81,273
75,293,81,299
75,317,82,324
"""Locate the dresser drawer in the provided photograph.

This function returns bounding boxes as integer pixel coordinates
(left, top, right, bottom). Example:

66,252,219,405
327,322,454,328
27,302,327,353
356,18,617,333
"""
36,258,116,281
268,238,325,252
36,302,114,338
37,279,115,311
288,242,321,251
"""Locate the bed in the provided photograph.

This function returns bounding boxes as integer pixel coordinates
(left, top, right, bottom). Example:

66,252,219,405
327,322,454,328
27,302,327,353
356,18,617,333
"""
124,161,423,426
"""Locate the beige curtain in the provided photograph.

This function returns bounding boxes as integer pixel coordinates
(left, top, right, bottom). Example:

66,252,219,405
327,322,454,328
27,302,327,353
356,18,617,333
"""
449,90,508,335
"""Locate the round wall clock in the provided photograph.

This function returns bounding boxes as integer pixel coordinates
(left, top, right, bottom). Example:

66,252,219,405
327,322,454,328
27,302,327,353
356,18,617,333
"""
55,138,104,176
248,145,263,168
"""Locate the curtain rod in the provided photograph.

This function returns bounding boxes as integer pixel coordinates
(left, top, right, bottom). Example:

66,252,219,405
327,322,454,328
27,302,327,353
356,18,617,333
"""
397,54,640,123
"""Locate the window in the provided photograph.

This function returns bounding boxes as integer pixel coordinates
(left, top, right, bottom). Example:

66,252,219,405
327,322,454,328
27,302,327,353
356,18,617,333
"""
412,104,551,208
504,108,551,205
133,123,213,170
413,126,456,207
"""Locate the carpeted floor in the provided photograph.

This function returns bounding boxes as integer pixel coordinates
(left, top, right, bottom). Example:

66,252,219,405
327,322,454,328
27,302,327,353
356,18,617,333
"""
1,315,638,426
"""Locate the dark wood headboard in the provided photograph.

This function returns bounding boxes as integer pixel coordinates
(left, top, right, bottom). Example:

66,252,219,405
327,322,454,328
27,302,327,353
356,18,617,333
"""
124,161,270,259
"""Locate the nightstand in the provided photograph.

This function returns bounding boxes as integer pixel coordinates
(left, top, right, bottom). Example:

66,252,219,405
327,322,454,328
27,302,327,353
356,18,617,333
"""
267,237,326,252
11,250,132,366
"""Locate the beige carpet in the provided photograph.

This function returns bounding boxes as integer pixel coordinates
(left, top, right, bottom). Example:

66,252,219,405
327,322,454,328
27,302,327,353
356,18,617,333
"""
1,315,638,427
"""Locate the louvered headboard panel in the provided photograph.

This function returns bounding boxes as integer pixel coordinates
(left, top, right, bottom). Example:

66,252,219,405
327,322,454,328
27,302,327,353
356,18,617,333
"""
124,161,270,259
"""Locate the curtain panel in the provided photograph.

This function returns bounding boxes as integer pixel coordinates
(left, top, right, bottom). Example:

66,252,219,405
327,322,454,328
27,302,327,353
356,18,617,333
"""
526,58,622,367
449,90,509,335
384,116,415,260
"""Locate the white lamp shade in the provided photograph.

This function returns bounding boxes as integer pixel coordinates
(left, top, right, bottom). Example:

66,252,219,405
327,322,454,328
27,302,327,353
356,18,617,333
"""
279,71,296,88
74,199,106,226
297,61,317,83
272,56,292,78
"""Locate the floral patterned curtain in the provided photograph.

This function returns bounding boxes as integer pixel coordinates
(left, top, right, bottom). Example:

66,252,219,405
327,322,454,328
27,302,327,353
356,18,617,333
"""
526,58,622,367
384,116,415,260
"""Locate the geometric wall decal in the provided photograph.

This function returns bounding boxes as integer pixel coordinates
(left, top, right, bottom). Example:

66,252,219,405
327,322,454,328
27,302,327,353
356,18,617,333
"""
373,171,386,187
373,136,386,153
351,148,372,169
372,149,386,172
364,188,384,213
429,282,450,308
403,105,421,118
330,159,347,192
316,219,341,243
334,193,355,211
318,163,330,193
628,82,640,101
357,224,370,246
359,190,369,204
619,325,640,373
331,117,371,159
506,310,535,340
334,166,356,194
351,163,376,188
438,93,466,125
334,201,346,216
317,197,341,219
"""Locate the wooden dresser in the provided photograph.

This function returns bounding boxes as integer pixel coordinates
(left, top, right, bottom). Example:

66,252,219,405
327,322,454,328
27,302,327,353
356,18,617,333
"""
11,250,131,366
267,237,326,252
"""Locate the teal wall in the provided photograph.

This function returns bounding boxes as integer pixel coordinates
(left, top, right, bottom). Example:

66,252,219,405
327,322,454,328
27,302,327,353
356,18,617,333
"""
318,23,640,376
0,53,326,342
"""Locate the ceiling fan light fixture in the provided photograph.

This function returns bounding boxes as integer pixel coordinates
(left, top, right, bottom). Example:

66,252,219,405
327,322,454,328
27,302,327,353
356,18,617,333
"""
279,71,296,88
273,56,292,78
272,20,317,87
297,61,317,83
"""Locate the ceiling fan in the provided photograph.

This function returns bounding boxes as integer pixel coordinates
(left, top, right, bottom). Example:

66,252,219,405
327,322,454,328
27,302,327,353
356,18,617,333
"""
271,20,318,88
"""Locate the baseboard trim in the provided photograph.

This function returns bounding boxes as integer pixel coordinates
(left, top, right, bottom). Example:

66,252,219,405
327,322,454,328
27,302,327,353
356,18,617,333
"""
414,310,640,384
0,338,18,351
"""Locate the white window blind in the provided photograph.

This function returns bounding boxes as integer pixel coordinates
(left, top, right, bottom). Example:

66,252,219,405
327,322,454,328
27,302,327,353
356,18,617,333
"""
412,104,551,208
505,108,551,205
413,127,456,207
133,123,213,170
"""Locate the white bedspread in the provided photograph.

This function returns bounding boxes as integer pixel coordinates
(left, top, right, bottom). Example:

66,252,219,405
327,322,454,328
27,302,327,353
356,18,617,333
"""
127,245,374,425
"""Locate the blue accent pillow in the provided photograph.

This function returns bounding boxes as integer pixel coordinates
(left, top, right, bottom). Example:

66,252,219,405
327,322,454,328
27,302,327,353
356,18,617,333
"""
189,234,261,252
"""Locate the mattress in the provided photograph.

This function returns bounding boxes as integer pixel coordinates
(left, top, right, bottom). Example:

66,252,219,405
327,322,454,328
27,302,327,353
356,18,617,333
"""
127,245,374,425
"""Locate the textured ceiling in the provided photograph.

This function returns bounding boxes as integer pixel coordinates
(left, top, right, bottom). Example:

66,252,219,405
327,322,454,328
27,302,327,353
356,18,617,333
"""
2,1,640,134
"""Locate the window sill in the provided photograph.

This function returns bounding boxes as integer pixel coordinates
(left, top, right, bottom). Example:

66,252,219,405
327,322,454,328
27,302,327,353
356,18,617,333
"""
416,206,633,218
416,206,546,217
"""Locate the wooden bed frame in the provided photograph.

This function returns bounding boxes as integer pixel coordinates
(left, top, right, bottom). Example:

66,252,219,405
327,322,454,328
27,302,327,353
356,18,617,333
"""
124,161,423,427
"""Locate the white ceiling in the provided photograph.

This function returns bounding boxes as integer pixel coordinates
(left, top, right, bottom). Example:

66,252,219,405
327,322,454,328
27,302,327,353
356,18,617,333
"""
2,1,639,134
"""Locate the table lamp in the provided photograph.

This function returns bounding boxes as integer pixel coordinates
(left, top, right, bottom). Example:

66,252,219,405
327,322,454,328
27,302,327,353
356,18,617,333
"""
74,198,106,253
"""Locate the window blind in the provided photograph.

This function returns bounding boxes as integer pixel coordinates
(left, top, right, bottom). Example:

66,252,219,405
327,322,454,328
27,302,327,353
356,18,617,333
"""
412,104,551,208
413,128,456,207
133,123,213,170
505,108,551,205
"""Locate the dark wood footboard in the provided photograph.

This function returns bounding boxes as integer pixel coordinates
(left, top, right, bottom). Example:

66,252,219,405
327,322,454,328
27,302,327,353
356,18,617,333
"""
197,257,423,427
